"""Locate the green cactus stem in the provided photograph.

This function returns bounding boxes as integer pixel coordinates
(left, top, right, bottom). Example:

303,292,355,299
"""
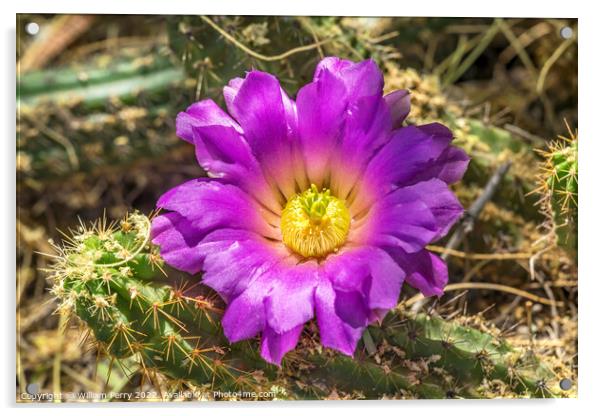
536,129,578,254
18,52,186,109
49,212,563,399
374,311,562,398
48,212,266,393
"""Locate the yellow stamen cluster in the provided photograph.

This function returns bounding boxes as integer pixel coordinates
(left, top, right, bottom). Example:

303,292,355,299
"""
280,184,350,258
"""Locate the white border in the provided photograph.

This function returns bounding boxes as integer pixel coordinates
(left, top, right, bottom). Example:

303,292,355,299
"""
4,1,600,415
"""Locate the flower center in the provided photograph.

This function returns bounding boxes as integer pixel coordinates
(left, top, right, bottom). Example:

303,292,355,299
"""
280,184,351,258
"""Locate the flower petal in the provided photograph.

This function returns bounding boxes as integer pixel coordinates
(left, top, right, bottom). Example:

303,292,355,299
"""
299,58,386,187
222,281,267,342
351,197,439,253
368,123,450,184
384,89,411,128
227,70,299,198
176,99,241,144
151,180,280,275
297,68,348,187
265,262,318,334
190,124,281,213
314,278,364,356
313,56,353,79
314,57,384,100
333,290,370,328
351,178,463,251
357,123,463,204
388,249,449,297
404,179,464,240
329,94,392,200
197,229,286,301
176,98,282,212
156,179,277,239
323,246,406,311
221,264,289,343
224,76,297,136
150,212,205,274
260,324,304,366
223,77,244,115
412,145,470,185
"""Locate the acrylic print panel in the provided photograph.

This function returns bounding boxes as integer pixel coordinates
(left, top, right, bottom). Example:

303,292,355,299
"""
16,14,577,402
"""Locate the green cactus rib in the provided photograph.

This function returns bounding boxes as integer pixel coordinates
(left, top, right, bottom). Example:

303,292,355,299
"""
375,312,561,398
291,353,464,399
546,137,577,253
18,54,185,108
50,212,562,399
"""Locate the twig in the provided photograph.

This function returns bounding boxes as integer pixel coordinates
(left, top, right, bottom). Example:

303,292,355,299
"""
403,282,564,308
18,15,96,72
443,23,500,85
440,161,512,260
536,34,576,95
200,16,332,62
427,245,532,260
499,21,552,64
495,18,538,79
295,17,325,59
52,313,67,402
503,123,546,146
22,114,80,171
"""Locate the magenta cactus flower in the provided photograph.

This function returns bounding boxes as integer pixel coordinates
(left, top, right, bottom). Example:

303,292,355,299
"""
151,57,469,365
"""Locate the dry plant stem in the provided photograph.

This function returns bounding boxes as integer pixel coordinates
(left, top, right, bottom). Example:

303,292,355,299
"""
403,282,564,308
16,342,27,395
443,23,500,85
461,259,490,283
495,18,538,79
295,17,325,59
21,113,80,170
427,245,532,260
529,259,562,355
536,35,576,95
443,35,468,79
200,16,332,62
499,21,552,64
503,124,546,146
60,364,103,394
61,36,168,62
18,15,96,72
442,161,512,260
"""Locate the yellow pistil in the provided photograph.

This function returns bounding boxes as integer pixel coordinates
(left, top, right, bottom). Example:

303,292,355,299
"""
280,184,351,258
